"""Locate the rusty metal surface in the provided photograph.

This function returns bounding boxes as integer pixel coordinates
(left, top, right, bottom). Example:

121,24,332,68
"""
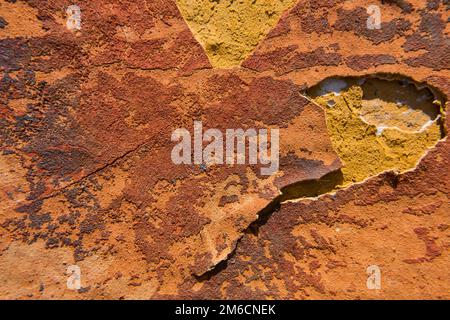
0,0,449,299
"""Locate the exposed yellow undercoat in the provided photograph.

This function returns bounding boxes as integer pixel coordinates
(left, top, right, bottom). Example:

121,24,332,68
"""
310,78,445,187
176,0,296,68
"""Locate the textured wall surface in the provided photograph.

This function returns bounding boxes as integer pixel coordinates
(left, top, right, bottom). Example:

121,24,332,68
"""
0,0,449,299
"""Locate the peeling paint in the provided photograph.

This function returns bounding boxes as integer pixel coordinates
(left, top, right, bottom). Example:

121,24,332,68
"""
309,75,446,187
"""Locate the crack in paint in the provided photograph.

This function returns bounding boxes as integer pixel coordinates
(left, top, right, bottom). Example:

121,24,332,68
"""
196,74,447,280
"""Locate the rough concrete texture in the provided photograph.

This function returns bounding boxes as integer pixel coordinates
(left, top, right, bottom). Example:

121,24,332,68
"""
0,0,449,299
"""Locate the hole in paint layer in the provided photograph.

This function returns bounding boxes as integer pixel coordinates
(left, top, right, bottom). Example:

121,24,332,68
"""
360,78,440,133
307,74,446,187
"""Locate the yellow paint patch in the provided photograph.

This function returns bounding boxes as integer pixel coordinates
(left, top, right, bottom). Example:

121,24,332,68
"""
309,76,445,187
176,0,296,68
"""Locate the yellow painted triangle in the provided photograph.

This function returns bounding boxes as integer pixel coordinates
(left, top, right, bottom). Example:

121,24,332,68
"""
176,0,297,68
